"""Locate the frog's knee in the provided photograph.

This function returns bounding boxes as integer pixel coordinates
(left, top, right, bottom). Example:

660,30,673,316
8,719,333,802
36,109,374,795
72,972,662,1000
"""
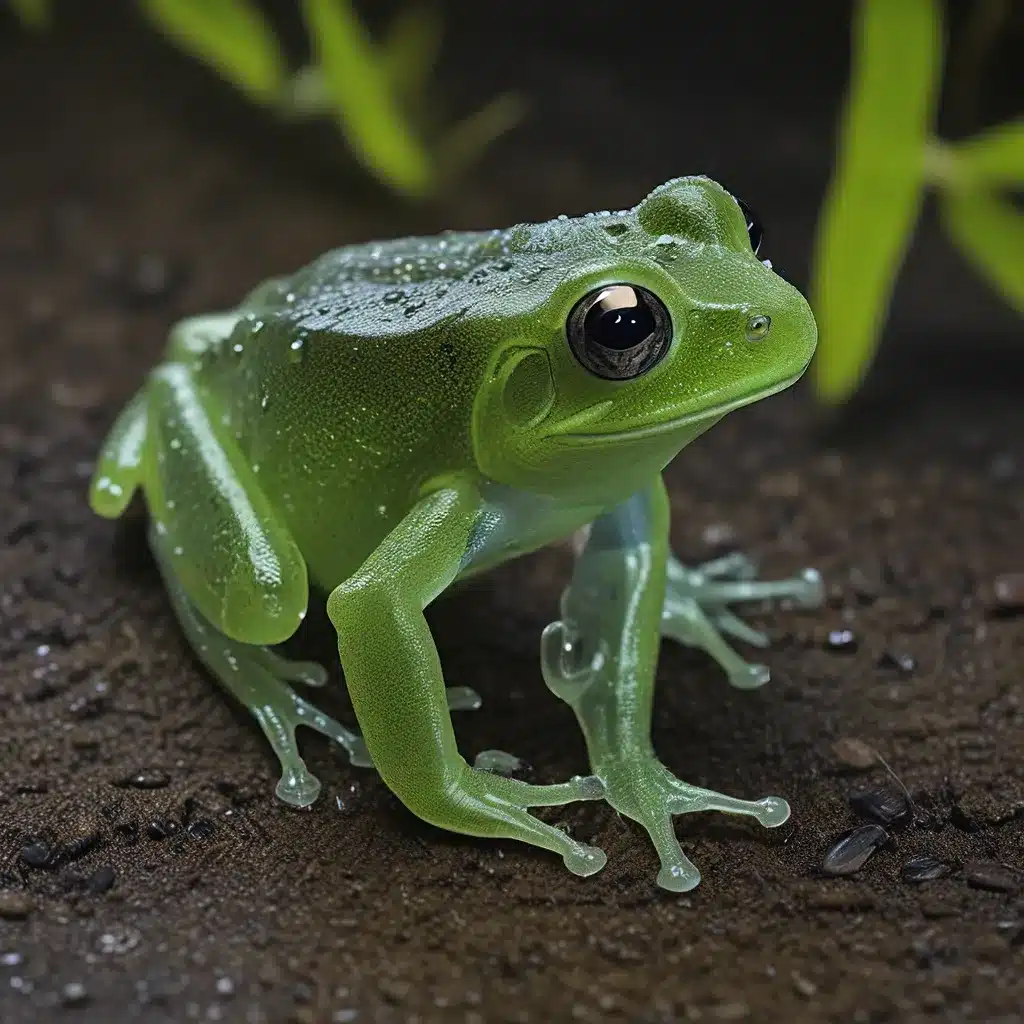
152,523,308,647
219,566,309,646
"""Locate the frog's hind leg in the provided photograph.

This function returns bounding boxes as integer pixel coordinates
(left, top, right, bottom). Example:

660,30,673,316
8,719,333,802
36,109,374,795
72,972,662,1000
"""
149,522,372,806
139,361,373,806
661,552,824,689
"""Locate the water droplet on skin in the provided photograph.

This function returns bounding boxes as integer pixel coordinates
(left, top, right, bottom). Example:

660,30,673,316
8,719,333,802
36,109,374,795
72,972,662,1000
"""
251,320,264,334
232,343,244,356
260,392,270,411
288,338,305,363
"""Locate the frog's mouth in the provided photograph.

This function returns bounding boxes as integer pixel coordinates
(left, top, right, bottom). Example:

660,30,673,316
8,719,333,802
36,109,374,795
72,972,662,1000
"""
552,372,803,446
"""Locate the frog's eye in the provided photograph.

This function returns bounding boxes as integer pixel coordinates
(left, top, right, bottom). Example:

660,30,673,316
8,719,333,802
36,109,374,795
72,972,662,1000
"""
736,198,763,255
566,284,672,381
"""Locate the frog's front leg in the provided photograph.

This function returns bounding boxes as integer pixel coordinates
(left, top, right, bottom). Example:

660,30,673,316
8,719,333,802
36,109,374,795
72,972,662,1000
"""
327,482,607,878
661,546,823,689
544,478,788,892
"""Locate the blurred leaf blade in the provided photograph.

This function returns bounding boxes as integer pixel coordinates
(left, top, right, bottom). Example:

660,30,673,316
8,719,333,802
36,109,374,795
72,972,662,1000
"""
8,0,51,31
437,91,526,183
138,0,286,106
381,4,443,106
301,0,433,197
948,117,1024,188
941,190,1024,312
809,0,943,405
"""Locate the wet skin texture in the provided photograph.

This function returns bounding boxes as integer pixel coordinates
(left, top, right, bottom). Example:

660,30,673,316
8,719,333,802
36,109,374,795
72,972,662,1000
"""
89,176,822,891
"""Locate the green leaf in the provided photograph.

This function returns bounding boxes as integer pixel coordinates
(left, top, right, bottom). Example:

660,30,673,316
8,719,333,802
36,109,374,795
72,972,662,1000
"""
809,0,943,404
941,190,1024,312
300,0,432,197
8,0,51,30
946,118,1024,189
380,5,443,107
138,0,286,106
437,91,526,183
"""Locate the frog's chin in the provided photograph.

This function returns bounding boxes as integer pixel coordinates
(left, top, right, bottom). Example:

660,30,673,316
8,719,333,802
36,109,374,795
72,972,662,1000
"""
552,373,803,447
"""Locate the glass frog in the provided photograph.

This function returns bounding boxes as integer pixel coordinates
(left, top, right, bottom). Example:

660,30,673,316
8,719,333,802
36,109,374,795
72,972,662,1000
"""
90,176,823,892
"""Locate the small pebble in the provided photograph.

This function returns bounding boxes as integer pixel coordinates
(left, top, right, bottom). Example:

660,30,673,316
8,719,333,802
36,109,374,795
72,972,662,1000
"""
965,861,1021,893
849,787,911,827
826,628,858,652
62,981,89,1006
791,971,817,998
19,842,53,870
0,893,33,920
831,738,877,771
117,771,170,790
87,866,116,894
187,819,215,840
821,824,889,876
992,573,1024,611
879,650,916,674
215,977,234,996
147,819,179,841
902,854,952,883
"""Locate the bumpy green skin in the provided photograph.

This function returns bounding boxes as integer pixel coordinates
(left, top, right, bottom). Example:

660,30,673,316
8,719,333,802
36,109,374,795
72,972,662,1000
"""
90,177,823,891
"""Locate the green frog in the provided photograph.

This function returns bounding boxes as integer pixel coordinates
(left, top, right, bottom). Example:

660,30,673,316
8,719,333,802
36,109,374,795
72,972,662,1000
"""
90,176,822,891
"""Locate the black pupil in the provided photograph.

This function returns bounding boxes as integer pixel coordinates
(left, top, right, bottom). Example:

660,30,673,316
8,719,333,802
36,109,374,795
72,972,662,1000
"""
585,290,655,351
736,198,763,254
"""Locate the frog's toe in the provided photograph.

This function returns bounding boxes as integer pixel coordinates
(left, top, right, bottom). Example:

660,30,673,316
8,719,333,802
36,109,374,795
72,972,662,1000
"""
255,647,328,687
792,567,825,609
292,695,373,768
251,703,324,808
274,764,322,808
695,551,758,581
727,661,771,690
562,843,608,878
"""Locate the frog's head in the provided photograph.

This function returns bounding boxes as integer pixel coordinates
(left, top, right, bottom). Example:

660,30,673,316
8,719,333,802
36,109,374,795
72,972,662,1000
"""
472,176,817,504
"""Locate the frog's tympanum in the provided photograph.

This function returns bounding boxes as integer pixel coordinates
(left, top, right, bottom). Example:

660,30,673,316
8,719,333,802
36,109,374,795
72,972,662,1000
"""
91,177,823,891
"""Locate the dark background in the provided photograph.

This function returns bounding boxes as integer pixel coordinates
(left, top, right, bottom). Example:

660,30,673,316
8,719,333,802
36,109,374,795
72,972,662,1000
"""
0,2,1022,1022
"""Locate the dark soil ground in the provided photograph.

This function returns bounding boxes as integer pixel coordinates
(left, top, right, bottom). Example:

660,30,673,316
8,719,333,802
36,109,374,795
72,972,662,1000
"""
1,4,1022,1022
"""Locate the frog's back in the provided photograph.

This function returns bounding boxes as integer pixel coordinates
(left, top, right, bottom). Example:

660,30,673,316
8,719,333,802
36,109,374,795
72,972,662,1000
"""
181,216,624,588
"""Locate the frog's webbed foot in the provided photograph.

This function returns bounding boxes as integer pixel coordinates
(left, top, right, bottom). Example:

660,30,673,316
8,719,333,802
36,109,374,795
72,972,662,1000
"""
541,621,789,891
601,758,789,892
662,553,823,689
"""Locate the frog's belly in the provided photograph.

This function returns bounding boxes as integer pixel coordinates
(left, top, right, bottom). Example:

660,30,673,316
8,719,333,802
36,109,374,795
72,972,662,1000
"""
457,481,604,580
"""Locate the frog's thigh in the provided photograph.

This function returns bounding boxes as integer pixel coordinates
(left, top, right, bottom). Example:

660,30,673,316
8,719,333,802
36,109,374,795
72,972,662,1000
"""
327,485,606,877
143,363,308,646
